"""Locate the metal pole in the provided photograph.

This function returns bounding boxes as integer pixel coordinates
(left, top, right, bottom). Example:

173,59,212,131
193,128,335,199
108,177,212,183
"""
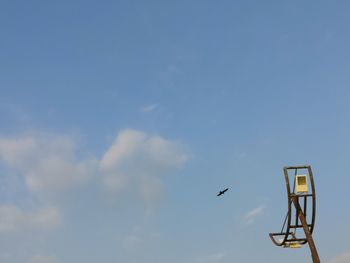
292,195,321,263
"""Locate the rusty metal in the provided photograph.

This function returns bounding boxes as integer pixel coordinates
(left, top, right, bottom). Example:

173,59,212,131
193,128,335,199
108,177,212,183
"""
269,165,320,263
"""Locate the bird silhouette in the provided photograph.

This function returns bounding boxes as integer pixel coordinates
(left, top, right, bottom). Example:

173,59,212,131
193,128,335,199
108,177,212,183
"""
217,188,229,196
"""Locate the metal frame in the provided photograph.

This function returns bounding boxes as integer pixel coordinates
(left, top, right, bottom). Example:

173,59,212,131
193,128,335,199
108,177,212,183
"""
269,165,320,263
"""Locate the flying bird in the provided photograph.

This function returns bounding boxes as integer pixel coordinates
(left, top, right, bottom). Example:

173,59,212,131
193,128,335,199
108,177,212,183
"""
217,188,229,196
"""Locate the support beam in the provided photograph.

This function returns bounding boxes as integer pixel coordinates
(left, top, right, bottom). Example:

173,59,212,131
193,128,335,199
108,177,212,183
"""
292,195,320,263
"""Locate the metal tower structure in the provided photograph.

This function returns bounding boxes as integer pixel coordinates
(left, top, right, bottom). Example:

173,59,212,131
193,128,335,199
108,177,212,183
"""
269,165,320,263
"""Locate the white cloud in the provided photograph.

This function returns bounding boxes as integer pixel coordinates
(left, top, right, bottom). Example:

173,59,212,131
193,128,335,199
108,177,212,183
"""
328,251,350,263
27,254,59,263
0,205,61,232
100,130,146,171
100,129,189,205
0,129,190,263
243,205,266,225
140,103,158,112
0,129,188,219
0,134,97,196
0,133,93,232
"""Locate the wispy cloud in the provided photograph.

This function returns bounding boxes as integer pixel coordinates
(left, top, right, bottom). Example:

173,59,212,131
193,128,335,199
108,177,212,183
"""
206,252,226,262
124,234,143,250
194,252,226,263
0,205,61,232
328,251,350,263
123,226,161,253
243,204,266,225
139,103,158,113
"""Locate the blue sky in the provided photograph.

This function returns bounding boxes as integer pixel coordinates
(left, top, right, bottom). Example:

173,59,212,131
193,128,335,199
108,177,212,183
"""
1,0,350,262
